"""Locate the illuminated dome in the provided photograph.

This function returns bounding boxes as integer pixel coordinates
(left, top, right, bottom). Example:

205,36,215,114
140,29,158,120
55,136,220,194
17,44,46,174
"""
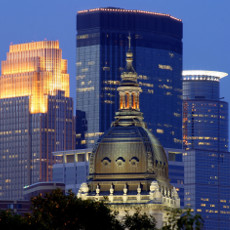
77,31,180,228
88,40,172,193
89,124,170,192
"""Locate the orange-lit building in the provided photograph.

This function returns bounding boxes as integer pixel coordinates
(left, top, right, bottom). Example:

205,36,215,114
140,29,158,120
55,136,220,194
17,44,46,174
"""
0,41,74,200
0,41,69,114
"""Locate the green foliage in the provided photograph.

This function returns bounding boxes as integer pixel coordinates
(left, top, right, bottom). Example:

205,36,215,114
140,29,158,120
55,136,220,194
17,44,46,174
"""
163,208,204,230
28,189,122,230
0,190,204,230
177,209,204,230
123,209,157,230
163,208,182,230
0,210,30,229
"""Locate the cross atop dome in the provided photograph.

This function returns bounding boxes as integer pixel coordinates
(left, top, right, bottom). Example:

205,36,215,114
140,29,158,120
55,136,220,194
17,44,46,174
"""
128,33,131,50
125,34,135,73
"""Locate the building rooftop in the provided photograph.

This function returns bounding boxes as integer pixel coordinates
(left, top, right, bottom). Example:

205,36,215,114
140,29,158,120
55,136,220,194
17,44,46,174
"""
183,70,228,82
78,7,182,22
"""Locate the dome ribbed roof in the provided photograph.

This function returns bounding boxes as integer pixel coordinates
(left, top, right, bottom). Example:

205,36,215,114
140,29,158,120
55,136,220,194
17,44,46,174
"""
90,125,168,177
88,118,170,192
88,41,171,193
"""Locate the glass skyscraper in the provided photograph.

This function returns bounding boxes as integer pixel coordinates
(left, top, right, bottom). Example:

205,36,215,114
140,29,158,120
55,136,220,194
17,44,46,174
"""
182,70,230,229
183,70,228,151
76,7,183,149
0,41,74,200
184,149,230,230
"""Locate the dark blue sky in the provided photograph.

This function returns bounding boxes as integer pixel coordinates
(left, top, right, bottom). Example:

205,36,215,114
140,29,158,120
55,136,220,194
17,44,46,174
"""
0,0,230,114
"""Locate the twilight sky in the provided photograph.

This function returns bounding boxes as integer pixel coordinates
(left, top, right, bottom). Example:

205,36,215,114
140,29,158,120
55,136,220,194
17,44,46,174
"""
0,0,230,117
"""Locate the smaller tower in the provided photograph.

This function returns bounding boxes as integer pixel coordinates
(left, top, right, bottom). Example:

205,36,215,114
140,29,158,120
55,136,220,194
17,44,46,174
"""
182,70,228,151
182,71,230,229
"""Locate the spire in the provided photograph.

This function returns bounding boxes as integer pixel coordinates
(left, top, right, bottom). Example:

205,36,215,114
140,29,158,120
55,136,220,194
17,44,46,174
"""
128,33,131,50
126,33,135,73
111,34,146,128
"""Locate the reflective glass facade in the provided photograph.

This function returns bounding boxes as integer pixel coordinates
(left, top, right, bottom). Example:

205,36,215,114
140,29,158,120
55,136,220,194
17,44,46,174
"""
183,101,228,151
0,41,74,200
0,94,74,200
76,8,183,149
183,72,228,151
184,150,230,230
183,71,230,229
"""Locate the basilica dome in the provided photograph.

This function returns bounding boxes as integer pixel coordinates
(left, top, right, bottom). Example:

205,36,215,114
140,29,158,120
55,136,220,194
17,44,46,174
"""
88,42,171,193
78,37,180,219
89,121,170,192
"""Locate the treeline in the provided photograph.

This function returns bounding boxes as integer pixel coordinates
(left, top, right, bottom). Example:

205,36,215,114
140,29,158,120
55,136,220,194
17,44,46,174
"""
0,189,203,230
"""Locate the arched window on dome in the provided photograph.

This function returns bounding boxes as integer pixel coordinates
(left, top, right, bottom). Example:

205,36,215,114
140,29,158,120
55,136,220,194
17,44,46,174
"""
120,93,124,109
137,93,140,109
125,93,130,108
132,92,136,109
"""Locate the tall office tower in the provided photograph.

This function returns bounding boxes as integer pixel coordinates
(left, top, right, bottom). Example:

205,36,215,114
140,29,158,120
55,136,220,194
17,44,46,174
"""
182,70,230,230
76,7,183,149
184,149,230,230
182,70,228,151
0,41,74,200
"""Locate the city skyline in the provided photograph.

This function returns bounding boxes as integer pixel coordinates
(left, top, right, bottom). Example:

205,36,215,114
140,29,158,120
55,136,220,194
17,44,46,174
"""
0,1,230,115
0,2,229,227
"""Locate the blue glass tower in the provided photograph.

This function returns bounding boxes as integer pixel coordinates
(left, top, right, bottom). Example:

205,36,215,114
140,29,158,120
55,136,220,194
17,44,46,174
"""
182,70,230,229
76,7,183,149
183,70,228,151
184,149,230,230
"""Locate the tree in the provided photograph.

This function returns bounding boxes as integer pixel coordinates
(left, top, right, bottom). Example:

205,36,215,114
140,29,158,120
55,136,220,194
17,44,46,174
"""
28,189,122,230
177,209,204,230
162,208,182,230
0,210,30,229
2,190,203,230
163,208,204,230
123,209,157,230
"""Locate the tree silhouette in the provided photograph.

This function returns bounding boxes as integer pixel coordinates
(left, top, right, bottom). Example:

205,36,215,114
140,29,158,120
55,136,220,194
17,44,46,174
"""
163,208,204,230
0,210,30,230
28,189,122,230
0,189,204,230
123,209,157,230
